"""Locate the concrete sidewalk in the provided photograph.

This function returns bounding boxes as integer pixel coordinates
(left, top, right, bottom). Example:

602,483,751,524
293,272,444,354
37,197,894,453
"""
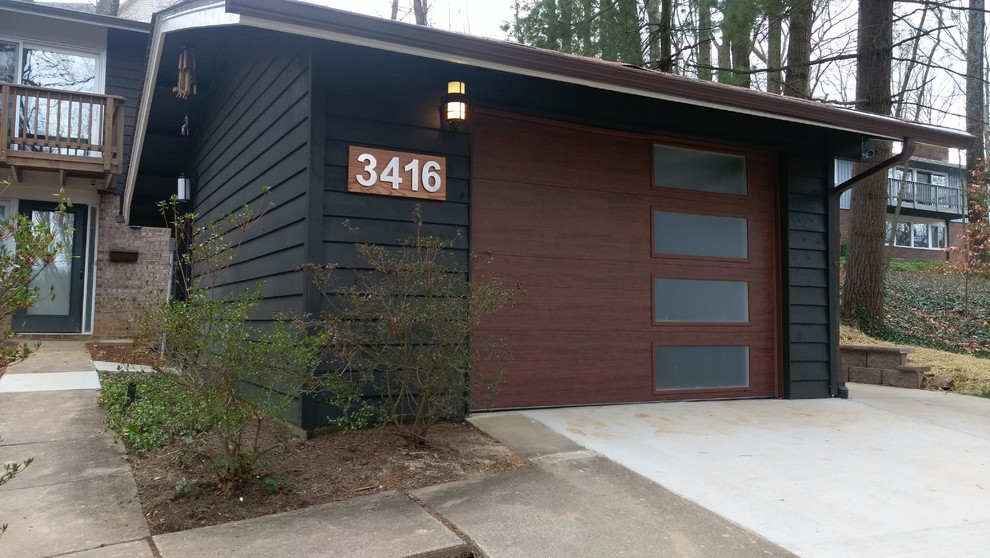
149,413,790,558
0,341,153,558
14,340,973,558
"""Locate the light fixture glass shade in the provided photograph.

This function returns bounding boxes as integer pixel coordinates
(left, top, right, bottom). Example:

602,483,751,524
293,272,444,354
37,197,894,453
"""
443,81,467,129
445,100,467,123
177,174,191,202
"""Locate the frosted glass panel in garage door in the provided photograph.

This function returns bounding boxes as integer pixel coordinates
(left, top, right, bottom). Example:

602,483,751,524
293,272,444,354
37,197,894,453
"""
653,144,747,195
655,346,750,390
653,210,748,259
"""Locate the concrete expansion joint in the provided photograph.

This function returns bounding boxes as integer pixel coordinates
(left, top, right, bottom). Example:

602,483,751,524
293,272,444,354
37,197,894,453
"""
530,449,599,465
403,492,481,558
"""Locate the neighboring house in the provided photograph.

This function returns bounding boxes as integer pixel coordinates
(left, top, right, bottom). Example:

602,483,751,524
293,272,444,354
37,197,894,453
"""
123,0,970,430
837,144,967,262
0,0,170,337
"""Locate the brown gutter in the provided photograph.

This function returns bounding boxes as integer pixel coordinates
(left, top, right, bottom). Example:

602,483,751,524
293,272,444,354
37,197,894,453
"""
833,138,917,195
226,0,971,149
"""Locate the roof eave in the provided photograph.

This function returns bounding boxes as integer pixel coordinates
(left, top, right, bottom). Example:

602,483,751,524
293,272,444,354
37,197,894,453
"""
225,0,971,150
0,0,150,33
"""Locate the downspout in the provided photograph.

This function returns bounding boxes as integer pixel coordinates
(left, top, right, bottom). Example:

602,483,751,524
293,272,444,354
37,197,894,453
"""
829,137,916,399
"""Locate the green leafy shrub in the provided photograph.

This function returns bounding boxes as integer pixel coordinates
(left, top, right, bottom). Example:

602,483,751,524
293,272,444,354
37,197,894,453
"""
315,206,518,444
115,194,339,493
99,373,207,453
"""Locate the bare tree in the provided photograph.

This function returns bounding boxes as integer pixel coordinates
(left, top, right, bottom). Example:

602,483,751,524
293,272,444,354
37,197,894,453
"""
841,0,894,333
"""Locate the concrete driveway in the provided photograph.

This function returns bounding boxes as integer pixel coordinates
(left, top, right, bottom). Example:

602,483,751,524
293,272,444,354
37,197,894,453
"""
517,384,990,558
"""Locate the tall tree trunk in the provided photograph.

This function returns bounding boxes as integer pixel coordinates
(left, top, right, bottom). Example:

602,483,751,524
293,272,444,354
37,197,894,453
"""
659,0,673,72
723,1,756,88
412,0,428,25
841,0,894,334
95,0,119,16
767,0,784,94
966,0,987,255
646,0,662,69
966,0,986,182
698,0,713,80
783,0,812,98
391,0,400,20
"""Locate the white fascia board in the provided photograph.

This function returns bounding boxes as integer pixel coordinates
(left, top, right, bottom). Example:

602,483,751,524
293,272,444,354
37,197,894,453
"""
236,15,903,143
123,1,239,221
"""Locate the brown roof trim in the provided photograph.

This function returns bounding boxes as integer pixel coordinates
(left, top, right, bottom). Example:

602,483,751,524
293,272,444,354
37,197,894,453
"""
0,0,149,32
226,0,971,149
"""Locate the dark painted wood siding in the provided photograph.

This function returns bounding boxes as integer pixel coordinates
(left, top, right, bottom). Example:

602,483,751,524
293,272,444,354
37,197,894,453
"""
188,35,312,320
104,28,147,193
310,44,471,312
784,151,834,398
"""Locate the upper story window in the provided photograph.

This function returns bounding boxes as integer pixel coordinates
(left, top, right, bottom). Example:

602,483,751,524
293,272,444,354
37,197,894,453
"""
0,38,102,93
889,167,949,187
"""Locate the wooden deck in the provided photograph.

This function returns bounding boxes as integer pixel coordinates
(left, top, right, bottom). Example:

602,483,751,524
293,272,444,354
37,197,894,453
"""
1,82,125,186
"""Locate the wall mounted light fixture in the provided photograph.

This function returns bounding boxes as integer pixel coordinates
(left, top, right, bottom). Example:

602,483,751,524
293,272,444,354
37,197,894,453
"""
442,81,467,130
177,173,191,202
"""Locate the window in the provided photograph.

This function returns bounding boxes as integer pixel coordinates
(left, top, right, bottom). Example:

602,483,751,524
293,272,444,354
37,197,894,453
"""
0,39,101,92
889,219,947,249
1,38,103,156
653,144,747,195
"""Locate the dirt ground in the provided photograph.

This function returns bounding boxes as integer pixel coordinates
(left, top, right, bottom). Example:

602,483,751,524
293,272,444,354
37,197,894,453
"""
86,343,530,535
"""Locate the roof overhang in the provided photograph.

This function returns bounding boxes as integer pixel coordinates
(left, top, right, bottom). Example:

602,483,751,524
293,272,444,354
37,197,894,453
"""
123,0,973,220
0,0,150,32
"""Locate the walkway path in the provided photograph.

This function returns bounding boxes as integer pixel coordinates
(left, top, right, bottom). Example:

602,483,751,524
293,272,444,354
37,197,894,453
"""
0,341,154,557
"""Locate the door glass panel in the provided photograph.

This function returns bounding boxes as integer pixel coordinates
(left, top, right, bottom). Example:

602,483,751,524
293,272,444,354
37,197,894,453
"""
654,278,749,322
26,210,74,316
653,210,747,258
656,346,749,390
653,144,747,195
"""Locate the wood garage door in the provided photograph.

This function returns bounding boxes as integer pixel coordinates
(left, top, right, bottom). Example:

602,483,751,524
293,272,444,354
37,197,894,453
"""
471,111,780,409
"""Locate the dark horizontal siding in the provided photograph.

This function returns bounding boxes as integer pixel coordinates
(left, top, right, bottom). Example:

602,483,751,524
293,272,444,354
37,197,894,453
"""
189,34,311,318
105,28,148,193
314,44,471,317
784,151,833,399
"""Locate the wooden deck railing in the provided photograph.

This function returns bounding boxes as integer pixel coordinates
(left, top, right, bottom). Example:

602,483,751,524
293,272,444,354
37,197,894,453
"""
0,82,125,179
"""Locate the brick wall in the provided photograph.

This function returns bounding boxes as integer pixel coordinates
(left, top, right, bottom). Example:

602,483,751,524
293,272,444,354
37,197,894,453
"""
93,193,171,338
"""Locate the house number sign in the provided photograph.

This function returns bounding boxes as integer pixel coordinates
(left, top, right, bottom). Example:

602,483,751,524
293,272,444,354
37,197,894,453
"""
348,146,446,201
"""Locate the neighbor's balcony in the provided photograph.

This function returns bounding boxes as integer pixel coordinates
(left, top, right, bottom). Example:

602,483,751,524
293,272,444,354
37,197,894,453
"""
1,82,125,186
887,178,965,216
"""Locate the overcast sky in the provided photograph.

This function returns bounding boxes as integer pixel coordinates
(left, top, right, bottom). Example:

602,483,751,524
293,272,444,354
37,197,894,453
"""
310,0,513,39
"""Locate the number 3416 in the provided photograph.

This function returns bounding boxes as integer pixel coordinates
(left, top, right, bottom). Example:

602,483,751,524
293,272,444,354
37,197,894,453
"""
354,153,443,193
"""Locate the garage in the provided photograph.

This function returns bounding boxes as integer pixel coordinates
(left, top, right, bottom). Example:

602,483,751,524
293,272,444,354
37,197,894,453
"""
472,111,780,409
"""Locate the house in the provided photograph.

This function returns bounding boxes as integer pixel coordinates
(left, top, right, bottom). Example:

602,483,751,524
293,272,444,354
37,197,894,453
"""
837,144,967,262
1,0,170,337
123,0,970,430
